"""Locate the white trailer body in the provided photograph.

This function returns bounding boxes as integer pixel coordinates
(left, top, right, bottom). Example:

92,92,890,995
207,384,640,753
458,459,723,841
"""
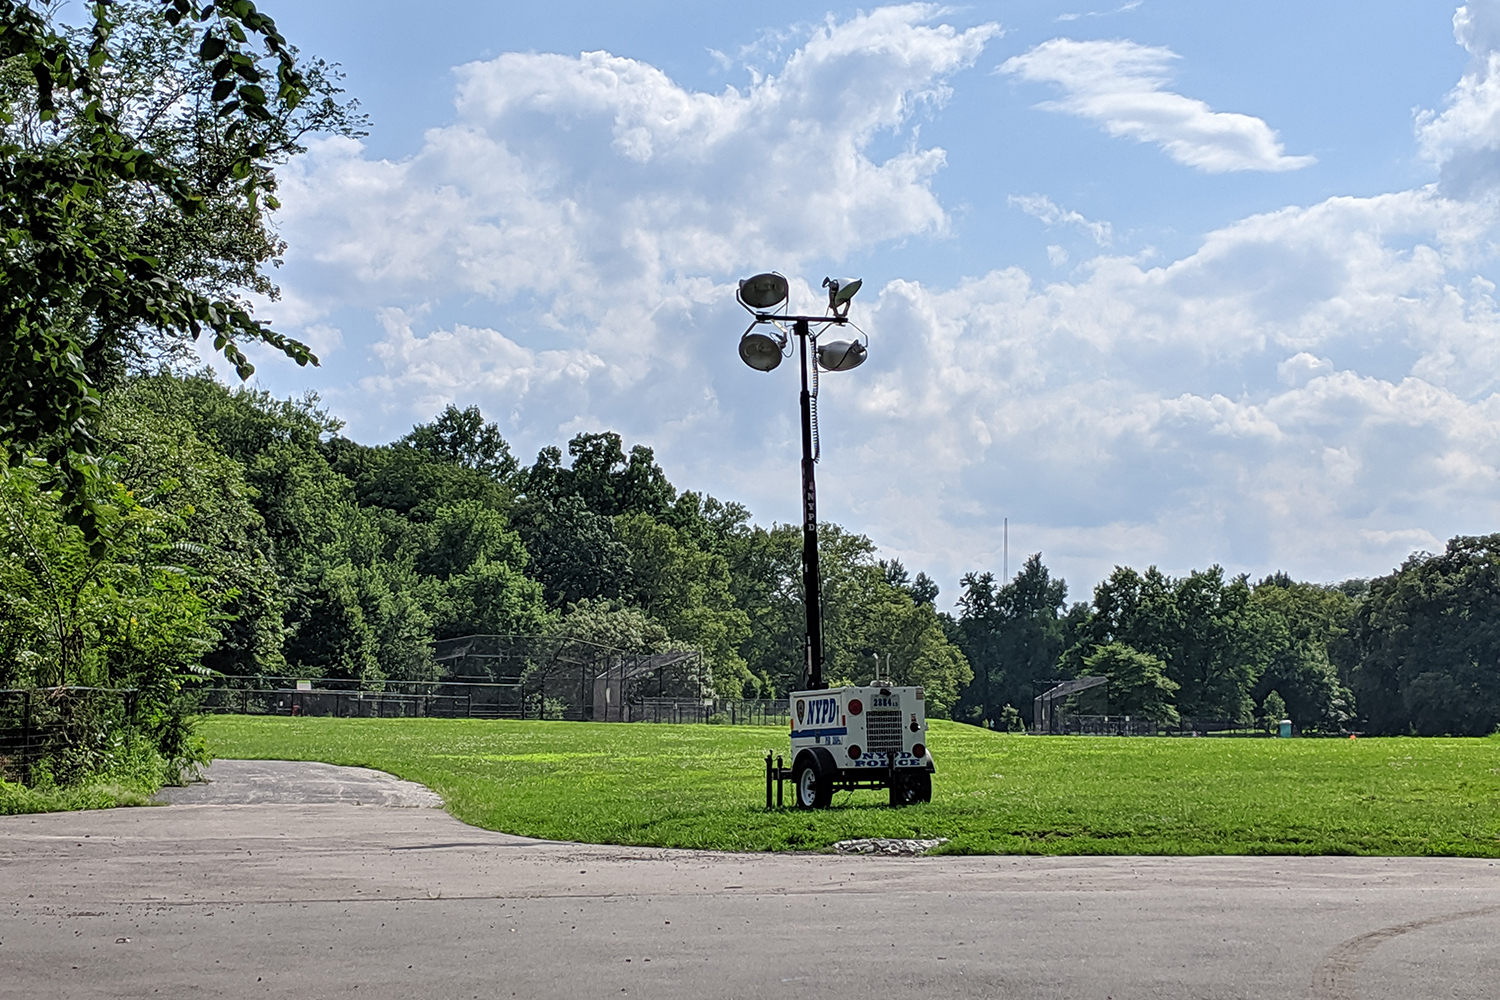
785,683,934,807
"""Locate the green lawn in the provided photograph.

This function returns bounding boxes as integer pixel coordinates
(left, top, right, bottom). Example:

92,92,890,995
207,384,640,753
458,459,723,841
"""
201,716,1500,856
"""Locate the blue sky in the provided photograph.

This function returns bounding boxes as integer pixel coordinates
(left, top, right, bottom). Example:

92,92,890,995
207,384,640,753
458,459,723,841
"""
222,1,1500,603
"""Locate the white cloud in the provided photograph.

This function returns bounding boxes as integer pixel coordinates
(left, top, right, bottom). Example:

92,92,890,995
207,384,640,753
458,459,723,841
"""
1009,193,1113,245
274,4,998,329
258,4,1500,598
1057,1,1143,22
1000,38,1316,173
835,185,1500,588
265,5,1001,447
1417,2,1500,196
1276,352,1333,386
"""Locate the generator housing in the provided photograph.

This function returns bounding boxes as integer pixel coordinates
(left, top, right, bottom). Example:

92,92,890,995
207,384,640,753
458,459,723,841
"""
778,683,934,808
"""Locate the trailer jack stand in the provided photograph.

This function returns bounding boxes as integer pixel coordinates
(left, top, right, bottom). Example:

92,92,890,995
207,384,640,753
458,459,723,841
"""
765,752,788,809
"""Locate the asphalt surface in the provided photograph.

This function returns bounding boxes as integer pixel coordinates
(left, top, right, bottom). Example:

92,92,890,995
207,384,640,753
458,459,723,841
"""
2,761,1498,1000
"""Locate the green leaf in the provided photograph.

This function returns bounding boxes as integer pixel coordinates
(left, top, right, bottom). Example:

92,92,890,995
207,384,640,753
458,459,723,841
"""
198,36,226,60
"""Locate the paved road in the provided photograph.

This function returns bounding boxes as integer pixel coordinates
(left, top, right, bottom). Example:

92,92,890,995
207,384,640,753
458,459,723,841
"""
3,761,1498,999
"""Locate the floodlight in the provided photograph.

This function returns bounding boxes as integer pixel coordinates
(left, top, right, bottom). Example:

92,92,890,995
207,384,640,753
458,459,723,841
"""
822,276,862,315
816,339,866,372
739,272,789,310
739,328,787,371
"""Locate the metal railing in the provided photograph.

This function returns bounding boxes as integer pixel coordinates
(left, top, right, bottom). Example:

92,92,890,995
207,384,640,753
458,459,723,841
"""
0,687,137,784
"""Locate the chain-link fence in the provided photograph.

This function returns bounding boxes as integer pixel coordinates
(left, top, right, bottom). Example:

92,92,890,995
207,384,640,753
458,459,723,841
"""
197,637,812,726
624,697,791,726
198,682,484,719
200,636,715,722
1051,714,1159,736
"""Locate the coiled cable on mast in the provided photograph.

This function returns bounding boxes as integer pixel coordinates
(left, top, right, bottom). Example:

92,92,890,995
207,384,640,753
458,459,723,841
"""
810,339,821,462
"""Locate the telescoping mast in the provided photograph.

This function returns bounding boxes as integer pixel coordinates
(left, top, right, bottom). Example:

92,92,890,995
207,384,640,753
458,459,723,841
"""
735,272,934,808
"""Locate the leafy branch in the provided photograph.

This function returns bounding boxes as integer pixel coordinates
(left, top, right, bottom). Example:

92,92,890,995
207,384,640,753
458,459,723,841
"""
0,0,320,538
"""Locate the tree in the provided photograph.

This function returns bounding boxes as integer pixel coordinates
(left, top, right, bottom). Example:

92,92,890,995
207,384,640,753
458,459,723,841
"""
1248,577,1355,732
617,512,751,696
955,554,1071,728
207,392,357,576
545,598,670,655
1347,534,1500,735
282,563,379,681
721,522,803,696
844,585,971,719
0,463,218,687
431,559,549,640
1261,690,1287,729
323,436,512,526
1070,565,1262,723
881,559,939,607
0,459,219,770
1082,642,1179,725
511,493,629,608
723,521,968,706
400,405,517,482
61,1,365,385
417,500,525,581
662,490,752,558
523,433,675,518
0,0,320,533
98,372,287,675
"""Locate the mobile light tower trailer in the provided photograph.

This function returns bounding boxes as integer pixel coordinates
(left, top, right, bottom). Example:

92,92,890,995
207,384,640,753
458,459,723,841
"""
736,271,935,809
784,678,934,808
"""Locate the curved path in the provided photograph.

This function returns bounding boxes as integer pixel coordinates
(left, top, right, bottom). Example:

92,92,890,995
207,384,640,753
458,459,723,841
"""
2,760,1497,999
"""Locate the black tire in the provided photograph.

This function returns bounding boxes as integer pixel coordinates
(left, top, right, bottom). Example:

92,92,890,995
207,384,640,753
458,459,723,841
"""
889,768,933,807
794,754,832,809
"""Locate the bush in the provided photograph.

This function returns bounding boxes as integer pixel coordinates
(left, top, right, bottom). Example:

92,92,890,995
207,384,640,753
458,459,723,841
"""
0,729,175,815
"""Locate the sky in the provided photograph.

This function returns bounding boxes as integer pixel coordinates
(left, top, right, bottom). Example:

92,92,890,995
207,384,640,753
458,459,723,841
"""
208,0,1500,605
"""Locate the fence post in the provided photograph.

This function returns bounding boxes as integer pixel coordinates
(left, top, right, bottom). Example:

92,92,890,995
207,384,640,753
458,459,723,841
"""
21,689,32,779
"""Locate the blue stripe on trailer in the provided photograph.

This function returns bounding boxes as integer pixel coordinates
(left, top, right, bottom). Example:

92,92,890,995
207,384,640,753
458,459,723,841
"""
791,726,848,739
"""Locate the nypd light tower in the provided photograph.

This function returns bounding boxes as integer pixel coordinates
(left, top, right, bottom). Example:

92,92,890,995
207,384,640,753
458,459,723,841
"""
738,273,934,809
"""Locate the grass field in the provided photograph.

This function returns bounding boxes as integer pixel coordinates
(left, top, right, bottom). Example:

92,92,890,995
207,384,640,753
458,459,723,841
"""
201,716,1500,856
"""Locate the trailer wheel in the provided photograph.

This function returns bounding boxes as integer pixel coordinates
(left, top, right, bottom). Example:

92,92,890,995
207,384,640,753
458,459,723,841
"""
793,754,832,809
889,769,932,806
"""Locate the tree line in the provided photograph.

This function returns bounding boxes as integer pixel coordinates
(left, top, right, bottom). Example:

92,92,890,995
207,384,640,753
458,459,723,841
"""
0,372,973,713
952,546,1500,737
5,366,1497,737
